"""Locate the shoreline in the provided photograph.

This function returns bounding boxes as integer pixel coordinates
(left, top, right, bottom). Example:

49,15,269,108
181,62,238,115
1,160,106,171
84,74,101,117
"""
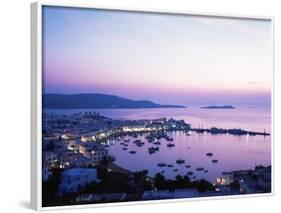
42,110,271,206
44,107,271,134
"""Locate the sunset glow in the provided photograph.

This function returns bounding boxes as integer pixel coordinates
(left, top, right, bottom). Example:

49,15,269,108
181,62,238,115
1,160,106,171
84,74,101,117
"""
43,6,272,106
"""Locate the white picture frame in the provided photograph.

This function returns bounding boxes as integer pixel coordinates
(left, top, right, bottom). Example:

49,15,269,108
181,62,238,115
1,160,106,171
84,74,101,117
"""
31,1,274,211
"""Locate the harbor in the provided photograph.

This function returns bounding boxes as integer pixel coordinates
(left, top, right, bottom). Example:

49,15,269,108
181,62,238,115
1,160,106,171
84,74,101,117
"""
42,109,271,206
108,129,270,182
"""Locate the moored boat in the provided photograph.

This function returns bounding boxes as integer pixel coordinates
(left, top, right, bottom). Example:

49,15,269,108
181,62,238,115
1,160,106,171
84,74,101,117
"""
187,171,193,176
206,152,213,157
176,159,185,164
157,162,166,167
148,146,159,154
136,142,144,147
153,141,161,145
133,139,141,144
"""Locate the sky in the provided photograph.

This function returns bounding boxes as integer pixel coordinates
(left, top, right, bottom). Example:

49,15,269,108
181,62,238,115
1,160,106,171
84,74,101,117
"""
42,6,273,106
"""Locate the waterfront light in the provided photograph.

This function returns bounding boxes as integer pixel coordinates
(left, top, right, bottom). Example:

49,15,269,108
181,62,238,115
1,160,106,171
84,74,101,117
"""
67,145,74,151
81,136,87,142
61,134,69,140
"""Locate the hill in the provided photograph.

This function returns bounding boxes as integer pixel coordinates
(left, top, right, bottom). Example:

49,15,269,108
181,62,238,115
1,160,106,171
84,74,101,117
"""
43,93,186,109
200,105,235,109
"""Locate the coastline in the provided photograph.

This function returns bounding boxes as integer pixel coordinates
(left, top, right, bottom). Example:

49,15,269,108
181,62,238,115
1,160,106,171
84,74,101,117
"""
42,110,271,206
44,105,271,133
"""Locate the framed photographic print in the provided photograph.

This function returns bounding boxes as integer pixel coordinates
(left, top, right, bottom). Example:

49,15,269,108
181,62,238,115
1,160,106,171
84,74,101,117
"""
31,1,274,210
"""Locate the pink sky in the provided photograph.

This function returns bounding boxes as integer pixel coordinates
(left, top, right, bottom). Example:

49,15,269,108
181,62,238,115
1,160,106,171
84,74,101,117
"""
43,6,272,106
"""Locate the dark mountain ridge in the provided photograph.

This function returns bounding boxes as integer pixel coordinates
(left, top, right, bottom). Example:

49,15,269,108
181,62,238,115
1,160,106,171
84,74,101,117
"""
200,105,235,109
43,93,186,109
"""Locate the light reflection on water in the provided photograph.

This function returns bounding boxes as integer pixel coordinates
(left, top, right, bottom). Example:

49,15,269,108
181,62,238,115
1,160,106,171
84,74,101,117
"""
46,106,271,182
107,131,271,182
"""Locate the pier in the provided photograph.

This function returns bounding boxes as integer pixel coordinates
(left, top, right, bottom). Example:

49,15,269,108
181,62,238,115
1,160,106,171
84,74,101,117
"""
191,127,270,136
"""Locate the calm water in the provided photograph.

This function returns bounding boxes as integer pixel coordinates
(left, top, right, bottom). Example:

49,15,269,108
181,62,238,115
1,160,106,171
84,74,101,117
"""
46,106,271,182
108,132,271,182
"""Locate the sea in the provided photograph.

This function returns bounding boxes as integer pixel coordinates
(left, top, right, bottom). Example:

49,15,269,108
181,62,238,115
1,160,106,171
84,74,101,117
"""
46,105,271,182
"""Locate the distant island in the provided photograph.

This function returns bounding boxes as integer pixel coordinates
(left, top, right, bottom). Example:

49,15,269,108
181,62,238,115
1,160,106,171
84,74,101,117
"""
200,105,235,109
43,93,186,109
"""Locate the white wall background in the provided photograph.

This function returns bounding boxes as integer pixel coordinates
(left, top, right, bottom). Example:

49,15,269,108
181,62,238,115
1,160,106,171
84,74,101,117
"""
0,0,279,212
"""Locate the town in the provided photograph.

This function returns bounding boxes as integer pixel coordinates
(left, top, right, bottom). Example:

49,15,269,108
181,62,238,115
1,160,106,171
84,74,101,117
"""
42,112,271,206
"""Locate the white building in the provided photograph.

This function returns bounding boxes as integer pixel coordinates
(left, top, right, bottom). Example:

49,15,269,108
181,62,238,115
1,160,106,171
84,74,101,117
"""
59,168,99,194
79,142,108,162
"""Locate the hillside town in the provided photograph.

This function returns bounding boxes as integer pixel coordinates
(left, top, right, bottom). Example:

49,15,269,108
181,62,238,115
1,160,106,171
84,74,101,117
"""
42,112,271,206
